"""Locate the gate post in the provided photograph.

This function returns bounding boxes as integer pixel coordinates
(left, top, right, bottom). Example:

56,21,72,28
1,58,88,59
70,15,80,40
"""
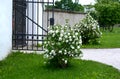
0,0,12,60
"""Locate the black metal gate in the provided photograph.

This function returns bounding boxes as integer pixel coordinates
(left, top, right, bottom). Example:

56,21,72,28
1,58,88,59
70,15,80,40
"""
12,0,54,51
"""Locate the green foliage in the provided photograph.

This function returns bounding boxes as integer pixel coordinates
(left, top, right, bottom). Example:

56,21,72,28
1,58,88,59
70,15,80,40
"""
43,24,82,68
94,1,120,31
74,13,102,45
0,52,120,79
54,0,84,12
95,0,119,3
82,27,120,48
89,11,98,20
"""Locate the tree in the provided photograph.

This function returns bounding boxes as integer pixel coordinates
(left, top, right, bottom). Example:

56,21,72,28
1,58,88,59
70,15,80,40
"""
94,1,120,31
54,0,84,12
95,0,119,3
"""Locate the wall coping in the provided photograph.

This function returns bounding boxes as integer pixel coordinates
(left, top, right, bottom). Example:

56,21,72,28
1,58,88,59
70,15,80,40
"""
44,9,86,14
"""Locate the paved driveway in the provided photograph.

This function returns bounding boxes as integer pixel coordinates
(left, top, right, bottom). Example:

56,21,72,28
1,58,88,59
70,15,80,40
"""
81,48,120,70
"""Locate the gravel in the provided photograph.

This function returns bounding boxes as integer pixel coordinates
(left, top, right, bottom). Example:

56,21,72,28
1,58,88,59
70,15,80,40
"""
81,48,120,70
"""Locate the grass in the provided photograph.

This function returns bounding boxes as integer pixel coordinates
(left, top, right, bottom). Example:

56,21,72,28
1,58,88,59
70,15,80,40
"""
0,52,120,79
82,27,120,48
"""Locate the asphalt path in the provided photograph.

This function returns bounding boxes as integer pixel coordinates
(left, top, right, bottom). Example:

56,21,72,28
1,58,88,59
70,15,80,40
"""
81,48,120,70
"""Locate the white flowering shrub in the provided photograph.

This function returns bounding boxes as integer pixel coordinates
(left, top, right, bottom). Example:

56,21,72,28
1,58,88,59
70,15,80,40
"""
43,24,82,68
74,13,102,44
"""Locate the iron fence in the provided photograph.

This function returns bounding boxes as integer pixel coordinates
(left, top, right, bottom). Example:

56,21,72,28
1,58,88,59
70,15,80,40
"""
12,0,54,51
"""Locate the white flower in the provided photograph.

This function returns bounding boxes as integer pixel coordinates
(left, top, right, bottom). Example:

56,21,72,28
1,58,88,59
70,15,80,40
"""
92,26,96,30
48,26,51,29
71,28,74,31
73,35,76,38
59,50,62,53
64,50,67,53
65,25,67,28
64,52,67,55
76,42,79,45
75,55,78,57
79,54,83,57
57,42,61,45
50,52,52,55
49,30,54,33
62,58,65,61
44,54,49,58
44,41,47,44
53,53,56,56
64,60,67,64
77,46,80,49
75,37,78,40
68,33,70,35
72,41,75,44
52,33,55,37
70,45,74,49
65,35,68,38
71,54,74,57
79,40,82,44
69,38,72,41
68,51,70,54
51,43,54,45
45,49,48,52
75,32,78,36
79,36,81,39
51,56,54,58
60,33,63,37
72,47,75,49
75,49,78,52
61,30,64,33
44,44,48,47
44,61,47,64
59,37,62,41
56,26,59,29
69,36,72,39
56,30,59,33
66,40,69,43
51,50,55,53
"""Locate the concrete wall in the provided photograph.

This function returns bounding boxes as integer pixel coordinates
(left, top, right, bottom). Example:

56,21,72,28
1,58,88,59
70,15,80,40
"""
43,10,86,29
0,0,12,60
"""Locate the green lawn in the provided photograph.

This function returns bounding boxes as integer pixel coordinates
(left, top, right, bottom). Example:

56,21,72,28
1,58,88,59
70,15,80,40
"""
82,27,120,48
0,52,120,79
